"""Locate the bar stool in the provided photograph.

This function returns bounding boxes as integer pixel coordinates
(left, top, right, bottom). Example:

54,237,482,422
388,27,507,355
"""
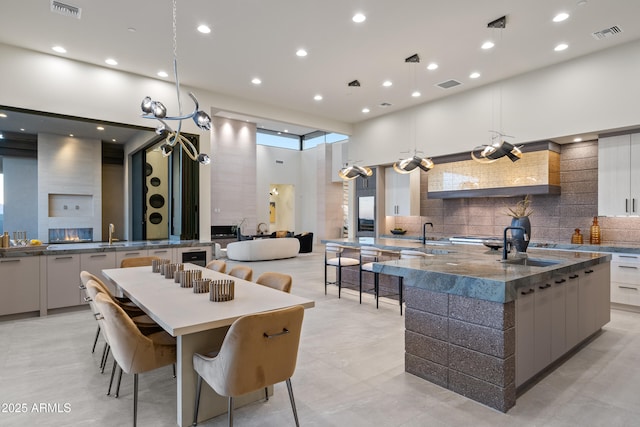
325,243,360,298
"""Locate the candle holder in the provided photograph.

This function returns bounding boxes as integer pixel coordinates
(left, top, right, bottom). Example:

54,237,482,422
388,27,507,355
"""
210,279,235,302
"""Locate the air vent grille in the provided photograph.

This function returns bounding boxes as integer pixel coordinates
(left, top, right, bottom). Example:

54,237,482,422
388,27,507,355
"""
51,1,82,19
436,79,462,89
592,26,622,40
379,102,392,108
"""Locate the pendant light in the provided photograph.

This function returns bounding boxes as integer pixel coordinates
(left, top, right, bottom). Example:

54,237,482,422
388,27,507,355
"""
393,54,434,174
139,0,212,165
470,16,522,164
338,79,373,180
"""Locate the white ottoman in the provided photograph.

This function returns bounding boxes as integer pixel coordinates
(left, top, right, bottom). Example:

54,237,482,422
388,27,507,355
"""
226,238,300,261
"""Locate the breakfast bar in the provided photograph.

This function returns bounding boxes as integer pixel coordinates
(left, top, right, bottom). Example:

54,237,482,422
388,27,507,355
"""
323,238,611,412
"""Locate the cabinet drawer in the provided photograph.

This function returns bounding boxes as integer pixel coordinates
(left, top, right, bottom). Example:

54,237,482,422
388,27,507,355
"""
612,282,640,306
611,262,640,285
612,253,640,264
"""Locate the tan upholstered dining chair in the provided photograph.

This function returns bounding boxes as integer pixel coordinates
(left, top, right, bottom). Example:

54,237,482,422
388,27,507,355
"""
93,292,176,427
205,259,227,273
227,265,253,281
255,272,293,293
192,305,305,427
120,256,160,268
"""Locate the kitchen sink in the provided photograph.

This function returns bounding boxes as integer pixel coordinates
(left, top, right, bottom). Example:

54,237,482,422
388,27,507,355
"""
98,243,125,247
501,258,561,267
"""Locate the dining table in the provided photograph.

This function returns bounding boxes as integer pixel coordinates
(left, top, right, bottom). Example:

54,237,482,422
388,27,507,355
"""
102,263,315,427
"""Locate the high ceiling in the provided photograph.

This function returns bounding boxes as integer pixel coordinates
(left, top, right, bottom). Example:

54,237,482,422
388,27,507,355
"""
1,0,640,137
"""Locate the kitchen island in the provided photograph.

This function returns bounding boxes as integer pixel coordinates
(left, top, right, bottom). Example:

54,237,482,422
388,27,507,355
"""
322,237,611,412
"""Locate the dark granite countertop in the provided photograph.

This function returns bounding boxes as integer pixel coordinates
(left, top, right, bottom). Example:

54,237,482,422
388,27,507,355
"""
322,237,611,303
0,240,213,258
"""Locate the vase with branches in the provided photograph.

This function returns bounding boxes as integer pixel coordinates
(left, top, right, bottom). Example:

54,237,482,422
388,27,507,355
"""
506,195,532,252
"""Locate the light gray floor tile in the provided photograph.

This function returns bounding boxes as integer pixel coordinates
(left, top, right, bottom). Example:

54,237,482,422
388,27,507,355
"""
1,246,639,426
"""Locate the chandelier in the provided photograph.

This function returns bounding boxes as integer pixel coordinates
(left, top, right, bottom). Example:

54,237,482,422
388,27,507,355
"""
140,0,211,165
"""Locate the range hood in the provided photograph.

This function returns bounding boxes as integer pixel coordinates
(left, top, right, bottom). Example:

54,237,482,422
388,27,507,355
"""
427,141,560,199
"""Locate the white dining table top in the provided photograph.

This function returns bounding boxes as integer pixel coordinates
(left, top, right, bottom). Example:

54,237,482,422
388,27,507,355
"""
102,264,315,336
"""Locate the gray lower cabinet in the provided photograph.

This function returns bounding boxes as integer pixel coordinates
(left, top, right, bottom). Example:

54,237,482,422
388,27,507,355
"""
516,263,609,387
610,253,640,307
0,257,40,316
80,252,117,295
47,254,81,309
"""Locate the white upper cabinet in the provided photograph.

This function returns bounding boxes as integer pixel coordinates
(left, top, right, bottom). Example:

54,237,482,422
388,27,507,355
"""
598,133,640,216
384,167,420,216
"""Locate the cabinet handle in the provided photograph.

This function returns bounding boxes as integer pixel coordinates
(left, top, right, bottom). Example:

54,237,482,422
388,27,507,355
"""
0,259,20,263
90,254,107,258
152,250,168,254
538,284,551,290
520,288,535,295
569,274,579,279
584,269,594,274
626,198,629,213
618,265,638,269
618,286,638,291
619,255,639,259
554,278,566,284
634,198,637,213
124,252,142,256
55,256,73,260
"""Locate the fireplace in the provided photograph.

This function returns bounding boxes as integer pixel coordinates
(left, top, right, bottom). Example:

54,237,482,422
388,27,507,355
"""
48,228,93,244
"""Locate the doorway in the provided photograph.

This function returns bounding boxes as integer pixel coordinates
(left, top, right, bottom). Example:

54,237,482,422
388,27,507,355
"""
268,184,295,233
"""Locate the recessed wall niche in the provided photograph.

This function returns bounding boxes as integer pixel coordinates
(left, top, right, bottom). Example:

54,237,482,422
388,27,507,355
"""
48,194,94,217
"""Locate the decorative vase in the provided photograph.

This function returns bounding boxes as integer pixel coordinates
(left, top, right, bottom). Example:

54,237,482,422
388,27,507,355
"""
511,216,531,253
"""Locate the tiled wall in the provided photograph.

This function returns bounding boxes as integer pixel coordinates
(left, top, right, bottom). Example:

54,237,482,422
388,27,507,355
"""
388,141,640,246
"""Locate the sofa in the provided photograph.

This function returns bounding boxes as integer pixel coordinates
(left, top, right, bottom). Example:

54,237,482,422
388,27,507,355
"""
295,232,313,253
226,237,300,261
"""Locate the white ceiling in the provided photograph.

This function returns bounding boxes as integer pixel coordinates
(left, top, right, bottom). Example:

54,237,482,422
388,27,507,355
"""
1,0,640,138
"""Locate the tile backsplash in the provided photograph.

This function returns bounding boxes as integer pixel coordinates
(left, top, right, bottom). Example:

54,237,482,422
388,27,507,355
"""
386,141,640,246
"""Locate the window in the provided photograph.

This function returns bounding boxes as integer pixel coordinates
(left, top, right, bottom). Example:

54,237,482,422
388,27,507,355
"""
257,130,300,150
303,132,348,150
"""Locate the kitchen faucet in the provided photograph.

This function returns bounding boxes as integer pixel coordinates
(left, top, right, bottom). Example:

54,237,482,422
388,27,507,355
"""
108,223,115,245
422,222,434,244
502,226,527,260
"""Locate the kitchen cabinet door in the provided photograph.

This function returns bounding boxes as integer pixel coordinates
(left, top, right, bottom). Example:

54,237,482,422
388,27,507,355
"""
565,274,580,351
533,282,552,373
80,252,117,295
47,254,81,309
0,257,40,316
115,249,150,267
598,134,640,216
385,167,419,216
515,287,535,387
550,276,567,362
148,246,174,261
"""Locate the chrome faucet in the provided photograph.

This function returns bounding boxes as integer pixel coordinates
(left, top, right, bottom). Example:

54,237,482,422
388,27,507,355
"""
422,222,433,244
502,226,527,260
108,223,115,245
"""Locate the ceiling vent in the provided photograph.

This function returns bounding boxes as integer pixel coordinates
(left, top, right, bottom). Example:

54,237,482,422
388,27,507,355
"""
379,102,392,108
592,26,622,40
50,1,82,19
347,80,361,87
436,79,462,89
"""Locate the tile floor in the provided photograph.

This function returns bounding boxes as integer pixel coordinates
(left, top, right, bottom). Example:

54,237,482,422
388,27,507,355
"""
1,248,639,426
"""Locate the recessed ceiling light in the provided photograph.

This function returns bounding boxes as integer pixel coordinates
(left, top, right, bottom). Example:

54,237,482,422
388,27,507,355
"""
314,94,323,101
352,13,366,23
20,128,25,131
0,133,3,139
251,78,262,85
577,0,588,6
382,80,393,87
52,45,67,53
69,134,74,137
197,25,211,34
554,43,569,51
284,129,289,133
112,138,117,142
553,12,570,22
481,41,495,50
573,137,583,142
362,107,370,113
296,49,308,57
411,90,421,97
96,126,105,131
427,63,438,71
105,58,118,66
469,72,481,79
0,113,7,118
157,71,169,78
